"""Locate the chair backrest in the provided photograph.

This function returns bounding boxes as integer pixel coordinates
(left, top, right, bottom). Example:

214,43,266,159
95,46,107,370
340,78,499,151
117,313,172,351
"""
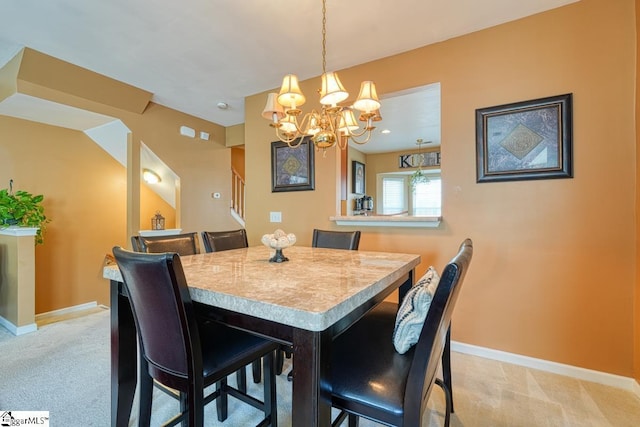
112,247,202,389
131,232,200,256
311,229,361,250
201,229,248,253
404,238,473,425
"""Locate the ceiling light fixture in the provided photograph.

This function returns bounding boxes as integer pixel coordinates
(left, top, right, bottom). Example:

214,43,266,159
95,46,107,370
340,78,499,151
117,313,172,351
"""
142,169,161,184
261,0,382,152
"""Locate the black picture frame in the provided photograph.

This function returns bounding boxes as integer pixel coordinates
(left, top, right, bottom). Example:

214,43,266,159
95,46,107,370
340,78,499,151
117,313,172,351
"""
352,161,365,194
475,93,573,183
271,137,315,192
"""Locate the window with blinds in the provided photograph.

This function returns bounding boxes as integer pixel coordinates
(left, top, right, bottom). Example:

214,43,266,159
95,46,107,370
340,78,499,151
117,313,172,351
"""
378,173,441,217
412,177,441,216
381,177,406,214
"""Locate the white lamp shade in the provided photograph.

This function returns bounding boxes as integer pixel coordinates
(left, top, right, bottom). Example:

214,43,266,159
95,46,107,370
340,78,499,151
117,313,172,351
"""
262,93,285,121
337,108,359,133
277,74,306,109
279,115,298,134
353,81,381,113
320,72,349,105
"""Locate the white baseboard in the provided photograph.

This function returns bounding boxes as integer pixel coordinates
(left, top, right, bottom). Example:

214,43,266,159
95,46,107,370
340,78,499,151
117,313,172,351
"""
452,341,640,397
35,301,99,321
0,315,37,335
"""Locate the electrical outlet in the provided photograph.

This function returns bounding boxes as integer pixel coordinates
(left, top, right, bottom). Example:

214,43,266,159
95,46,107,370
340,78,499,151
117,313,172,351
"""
269,211,282,223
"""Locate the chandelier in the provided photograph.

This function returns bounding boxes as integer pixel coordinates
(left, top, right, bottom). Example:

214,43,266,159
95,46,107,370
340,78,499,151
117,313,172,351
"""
261,0,382,151
410,139,431,189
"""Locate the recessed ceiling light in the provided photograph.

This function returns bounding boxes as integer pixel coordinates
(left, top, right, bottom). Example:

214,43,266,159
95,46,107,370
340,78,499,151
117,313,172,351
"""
381,129,391,134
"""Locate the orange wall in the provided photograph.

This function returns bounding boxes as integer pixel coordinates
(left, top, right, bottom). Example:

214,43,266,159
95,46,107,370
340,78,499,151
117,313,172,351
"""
0,54,240,312
635,0,640,384
0,116,127,313
139,184,176,230
231,146,245,179
245,0,637,377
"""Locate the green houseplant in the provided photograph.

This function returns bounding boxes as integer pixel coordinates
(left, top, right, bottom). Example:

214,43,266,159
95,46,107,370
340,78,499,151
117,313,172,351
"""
0,186,50,244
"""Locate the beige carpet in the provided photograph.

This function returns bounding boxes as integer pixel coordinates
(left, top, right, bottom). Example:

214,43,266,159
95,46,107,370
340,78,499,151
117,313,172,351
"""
2,309,639,426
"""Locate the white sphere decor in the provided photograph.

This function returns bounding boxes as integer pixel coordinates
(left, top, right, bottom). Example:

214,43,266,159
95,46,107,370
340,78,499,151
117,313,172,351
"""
261,229,296,262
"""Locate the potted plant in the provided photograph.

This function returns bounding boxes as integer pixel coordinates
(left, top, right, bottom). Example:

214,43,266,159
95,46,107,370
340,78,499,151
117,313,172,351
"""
0,184,50,245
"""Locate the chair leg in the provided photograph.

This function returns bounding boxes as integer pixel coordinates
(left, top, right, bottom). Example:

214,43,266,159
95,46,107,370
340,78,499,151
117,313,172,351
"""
179,393,188,427
252,359,262,383
187,388,205,427
435,378,452,427
215,379,228,422
348,413,359,427
275,349,284,376
138,359,153,427
442,325,454,413
262,351,278,426
236,367,247,393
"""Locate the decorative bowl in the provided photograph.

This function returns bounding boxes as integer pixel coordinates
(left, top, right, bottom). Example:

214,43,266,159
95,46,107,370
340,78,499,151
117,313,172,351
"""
261,229,296,262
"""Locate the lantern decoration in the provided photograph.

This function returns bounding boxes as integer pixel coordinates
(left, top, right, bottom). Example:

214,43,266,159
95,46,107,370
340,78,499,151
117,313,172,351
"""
151,211,165,230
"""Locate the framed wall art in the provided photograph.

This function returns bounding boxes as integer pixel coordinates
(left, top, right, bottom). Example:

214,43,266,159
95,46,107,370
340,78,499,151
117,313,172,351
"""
271,137,315,192
352,160,365,194
475,93,573,183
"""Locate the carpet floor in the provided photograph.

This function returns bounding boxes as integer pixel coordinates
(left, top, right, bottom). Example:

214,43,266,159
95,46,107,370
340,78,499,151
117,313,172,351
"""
1,309,639,426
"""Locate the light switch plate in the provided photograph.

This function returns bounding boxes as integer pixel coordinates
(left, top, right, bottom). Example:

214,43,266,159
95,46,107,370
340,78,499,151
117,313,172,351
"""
269,212,282,223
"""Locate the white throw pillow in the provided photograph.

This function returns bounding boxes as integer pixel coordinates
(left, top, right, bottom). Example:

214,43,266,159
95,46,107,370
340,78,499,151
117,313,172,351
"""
392,267,440,354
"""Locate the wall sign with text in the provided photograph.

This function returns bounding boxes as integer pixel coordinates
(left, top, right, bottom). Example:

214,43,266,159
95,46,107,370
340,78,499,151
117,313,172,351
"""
398,151,441,169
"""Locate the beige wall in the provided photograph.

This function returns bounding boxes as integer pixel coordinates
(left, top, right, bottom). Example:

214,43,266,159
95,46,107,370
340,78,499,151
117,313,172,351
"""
364,147,441,208
245,0,637,377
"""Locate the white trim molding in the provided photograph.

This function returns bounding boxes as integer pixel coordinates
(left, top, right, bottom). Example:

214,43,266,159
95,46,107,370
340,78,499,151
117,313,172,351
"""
0,315,37,335
452,341,640,397
330,215,441,228
35,301,99,322
0,226,38,236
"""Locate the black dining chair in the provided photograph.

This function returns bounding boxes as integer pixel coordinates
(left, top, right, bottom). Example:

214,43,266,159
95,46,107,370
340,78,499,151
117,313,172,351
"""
131,232,200,256
130,232,250,394
312,229,361,251
112,247,278,427
329,238,473,427
201,228,261,385
201,229,248,253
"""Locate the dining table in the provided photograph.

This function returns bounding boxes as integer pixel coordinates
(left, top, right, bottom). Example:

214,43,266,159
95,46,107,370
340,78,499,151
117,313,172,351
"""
103,245,420,427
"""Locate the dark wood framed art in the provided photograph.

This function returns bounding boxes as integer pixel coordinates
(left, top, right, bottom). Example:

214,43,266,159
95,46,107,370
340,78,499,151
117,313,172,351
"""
352,160,365,194
475,93,573,183
271,137,315,192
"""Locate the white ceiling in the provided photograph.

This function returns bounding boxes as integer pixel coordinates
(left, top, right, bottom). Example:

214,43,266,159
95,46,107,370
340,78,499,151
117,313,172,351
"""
0,0,577,153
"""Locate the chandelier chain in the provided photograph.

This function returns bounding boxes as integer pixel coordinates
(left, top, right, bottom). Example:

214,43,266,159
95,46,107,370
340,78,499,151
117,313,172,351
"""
263,0,380,150
321,0,327,76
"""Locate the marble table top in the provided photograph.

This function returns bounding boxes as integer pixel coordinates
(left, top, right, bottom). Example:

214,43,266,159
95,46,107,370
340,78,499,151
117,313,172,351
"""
104,246,420,331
